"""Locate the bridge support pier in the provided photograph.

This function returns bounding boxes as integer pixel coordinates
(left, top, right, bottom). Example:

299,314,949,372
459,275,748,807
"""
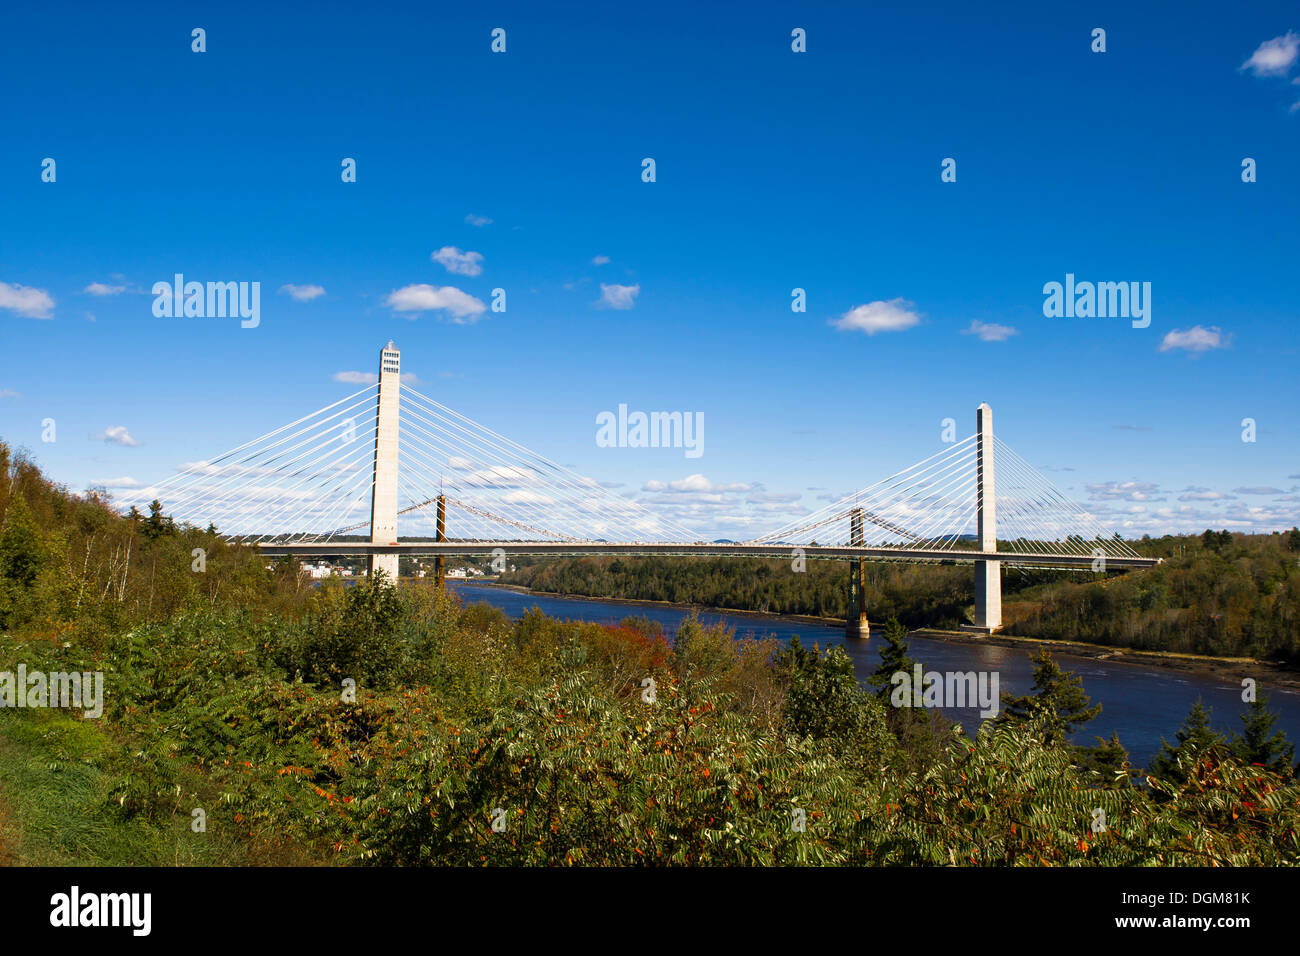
972,559,1001,631
846,508,869,640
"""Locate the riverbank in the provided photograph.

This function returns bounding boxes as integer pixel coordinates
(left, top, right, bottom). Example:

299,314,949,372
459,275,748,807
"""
472,580,1300,691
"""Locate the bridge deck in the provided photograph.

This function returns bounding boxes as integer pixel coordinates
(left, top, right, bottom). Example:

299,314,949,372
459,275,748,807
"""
256,541,1160,569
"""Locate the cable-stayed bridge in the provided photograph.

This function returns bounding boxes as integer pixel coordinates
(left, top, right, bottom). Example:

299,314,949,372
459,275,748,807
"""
140,342,1159,636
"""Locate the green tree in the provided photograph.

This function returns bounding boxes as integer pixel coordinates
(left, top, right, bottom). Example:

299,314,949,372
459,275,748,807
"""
867,617,918,700
775,638,871,742
1148,699,1225,783
141,499,173,541
1231,692,1295,776
0,496,45,588
998,649,1101,746
0,496,48,628
1076,731,1131,782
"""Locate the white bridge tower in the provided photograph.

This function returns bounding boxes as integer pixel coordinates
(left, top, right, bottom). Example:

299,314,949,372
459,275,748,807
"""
368,341,401,580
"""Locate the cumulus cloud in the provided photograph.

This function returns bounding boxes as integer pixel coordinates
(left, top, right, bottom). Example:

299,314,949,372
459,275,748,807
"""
94,426,140,447
386,284,487,322
464,213,492,227
597,283,640,310
1085,495,1300,536
84,282,126,296
90,476,142,489
333,371,378,385
0,389,19,400
1241,31,1299,77
1178,487,1233,502
279,284,325,301
1232,486,1286,495
747,489,802,504
592,255,610,265
961,319,1017,342
831,298,921,335
0,281,54,318
431,246,484,276
1159,325,1230,353
1087,480,1164,502
333,369,421,386
642,474,750,494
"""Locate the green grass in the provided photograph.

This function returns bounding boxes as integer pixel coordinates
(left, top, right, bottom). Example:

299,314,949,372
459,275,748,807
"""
0,709,252,866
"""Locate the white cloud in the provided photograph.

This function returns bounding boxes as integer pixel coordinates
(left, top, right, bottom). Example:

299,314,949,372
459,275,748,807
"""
0,389,18,400
961,319,1018,342
1087,481,1164,502
1084,495,1300,536
1159,325,1230,353
1178,487,1232,502
90,476,142,489
0,281,54,319
84,282,126,296
1233,486,1286,495
592,255,610,265
831,298,920,335
94,426,140,447
597,283,640,309
465,213,493,227
747,489,802,504
642,474,750,494
1241,31,1299,77
432,246,484,276
333,370,378,385
279,284,325,301
386,284,487,322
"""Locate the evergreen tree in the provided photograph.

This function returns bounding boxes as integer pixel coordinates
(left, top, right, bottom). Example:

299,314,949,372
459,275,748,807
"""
1231,692,1295,775
1076,731,1131,782
142,499,173,541
867,617,918,700
1149,699,1226,783
998,649,1101,745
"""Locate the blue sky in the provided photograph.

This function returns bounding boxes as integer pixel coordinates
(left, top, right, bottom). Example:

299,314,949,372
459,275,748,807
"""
1,0,1297,540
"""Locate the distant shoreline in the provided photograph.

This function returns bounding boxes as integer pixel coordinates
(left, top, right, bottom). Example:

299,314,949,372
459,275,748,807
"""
455,580,1300,691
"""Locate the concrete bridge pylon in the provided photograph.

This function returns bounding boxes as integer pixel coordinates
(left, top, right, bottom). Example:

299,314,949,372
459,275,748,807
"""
367,342,402,581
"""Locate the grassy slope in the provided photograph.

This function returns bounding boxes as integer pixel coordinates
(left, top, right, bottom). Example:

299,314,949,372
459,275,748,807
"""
0,709,270,866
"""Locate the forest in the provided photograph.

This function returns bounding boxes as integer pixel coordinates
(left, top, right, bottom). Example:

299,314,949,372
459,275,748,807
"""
499,529,1300,663
0,438,1297,866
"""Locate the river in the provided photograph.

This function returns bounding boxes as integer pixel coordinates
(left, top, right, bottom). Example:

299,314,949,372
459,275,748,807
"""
448,581,1300,771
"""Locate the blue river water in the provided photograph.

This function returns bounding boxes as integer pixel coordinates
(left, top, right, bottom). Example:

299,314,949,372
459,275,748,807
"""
448,581,1300,771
